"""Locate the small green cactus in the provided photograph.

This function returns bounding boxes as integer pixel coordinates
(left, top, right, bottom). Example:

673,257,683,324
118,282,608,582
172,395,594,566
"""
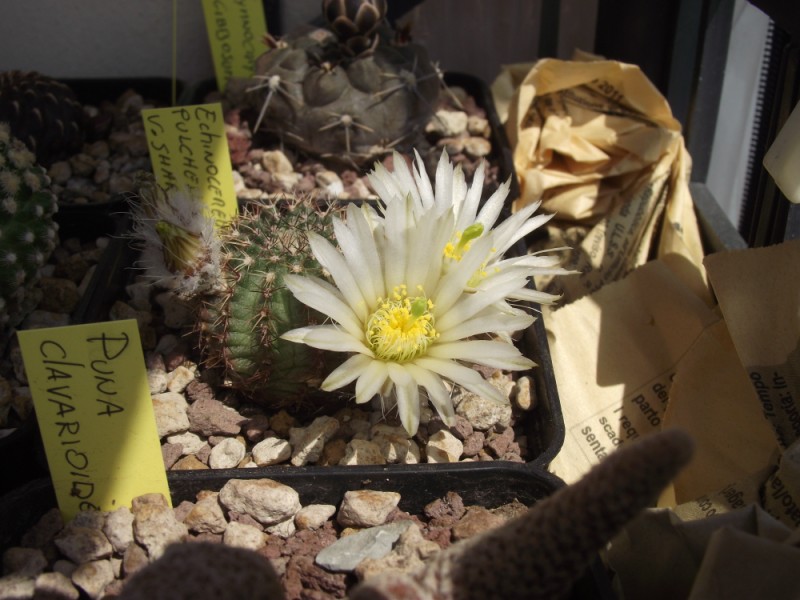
131,181,344,406
0,122,59,333
197,201,344,404
232,0,440,167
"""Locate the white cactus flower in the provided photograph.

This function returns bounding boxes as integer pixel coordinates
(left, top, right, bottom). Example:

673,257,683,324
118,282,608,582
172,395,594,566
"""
281,151,569,435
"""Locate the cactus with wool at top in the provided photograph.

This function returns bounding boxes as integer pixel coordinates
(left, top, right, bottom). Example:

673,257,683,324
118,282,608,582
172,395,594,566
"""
0,122,59,333
131,181,344,406
231,0,440,167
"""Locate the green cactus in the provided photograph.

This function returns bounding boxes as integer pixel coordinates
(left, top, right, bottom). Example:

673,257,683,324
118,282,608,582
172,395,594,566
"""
0,122,59,333
232,0,440,167
131,181,344,406
196,201,344,404
0,71,86,168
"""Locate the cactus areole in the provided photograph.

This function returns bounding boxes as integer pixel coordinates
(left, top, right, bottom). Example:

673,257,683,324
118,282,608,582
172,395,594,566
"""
238,0,440,167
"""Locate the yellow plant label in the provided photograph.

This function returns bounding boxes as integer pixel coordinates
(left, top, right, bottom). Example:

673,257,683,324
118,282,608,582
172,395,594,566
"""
18,320,171,521
141,103,237,229
201,0,267,92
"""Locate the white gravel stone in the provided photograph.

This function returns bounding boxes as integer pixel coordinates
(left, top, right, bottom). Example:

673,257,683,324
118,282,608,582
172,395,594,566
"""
34,571,79,600
222,521,266,550
467,115,491,137
183,494,227,534
2,547,47,577
252,437,292,466
124,281,152,312
261,150,294,174
218,479,301,526
339,439,386,466
464,136,492,158
70,559,114,600
513,375,534,411
131,497,188,560
208,437,246,469
166,365,195,393
151,392,190,438
425,109,469,137
0,574,34,598
266,517,296,539
337,490,401,528
102,507,134,555
166,431,206,455
295,504,336,531
54,527,113,564
155,291,195,329
455,392,513,431
426,430,463,463
371,426,419,464
147,369,168,394
290,416,340,466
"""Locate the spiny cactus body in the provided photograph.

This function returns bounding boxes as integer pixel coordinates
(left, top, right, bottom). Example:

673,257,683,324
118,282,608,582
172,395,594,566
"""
0,71,85,167
236,1,440,167
197,201,344,404
0,123,59,332
131,182,344,406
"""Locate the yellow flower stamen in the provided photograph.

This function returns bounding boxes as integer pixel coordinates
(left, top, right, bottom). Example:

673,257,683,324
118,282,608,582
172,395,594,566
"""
366,286,438,362
443,222,484,262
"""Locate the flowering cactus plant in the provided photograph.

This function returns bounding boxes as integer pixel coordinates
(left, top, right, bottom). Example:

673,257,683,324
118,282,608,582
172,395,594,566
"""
281,150,570,434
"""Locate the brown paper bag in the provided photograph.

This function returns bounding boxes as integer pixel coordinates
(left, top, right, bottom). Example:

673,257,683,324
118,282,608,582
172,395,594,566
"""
502,57,708,303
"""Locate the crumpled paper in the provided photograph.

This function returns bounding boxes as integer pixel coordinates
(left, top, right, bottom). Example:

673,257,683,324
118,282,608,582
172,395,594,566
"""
498,55,708,304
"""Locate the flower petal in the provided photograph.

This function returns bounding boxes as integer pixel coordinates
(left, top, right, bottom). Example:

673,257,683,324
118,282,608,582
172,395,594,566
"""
433,235,495,316
354,359,389,404
308,232,368,323
475,177,511,231
455,159,485,232
436,309,535,342
435,265,528,331
414,357,507,405
334,207,384,306
387,362,421,435
404,363,455,426
427,339,535,371
281,325,373,355
320,353,374,390
283,274,363,339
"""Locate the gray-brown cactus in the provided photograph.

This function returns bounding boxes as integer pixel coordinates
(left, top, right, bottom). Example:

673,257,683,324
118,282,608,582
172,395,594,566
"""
234,0,440,167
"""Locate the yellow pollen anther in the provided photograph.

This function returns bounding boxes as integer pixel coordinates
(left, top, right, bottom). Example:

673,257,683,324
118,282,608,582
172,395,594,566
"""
443,222,485,262
366,286,437,362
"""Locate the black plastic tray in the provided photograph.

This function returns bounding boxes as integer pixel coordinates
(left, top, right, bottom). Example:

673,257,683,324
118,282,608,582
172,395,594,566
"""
0,465,614,599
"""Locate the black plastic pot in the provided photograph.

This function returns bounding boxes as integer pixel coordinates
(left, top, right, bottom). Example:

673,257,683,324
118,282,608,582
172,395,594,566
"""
0,465,615,598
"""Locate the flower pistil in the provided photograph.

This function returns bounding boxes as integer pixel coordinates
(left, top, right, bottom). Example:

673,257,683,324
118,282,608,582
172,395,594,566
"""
366,285,438,362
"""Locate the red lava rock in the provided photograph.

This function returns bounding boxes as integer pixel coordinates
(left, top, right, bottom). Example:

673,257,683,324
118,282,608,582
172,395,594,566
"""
424,491,466,529
185,380,215,403
451,506,505,541
161,443,183,470
163,343,191,371
485,426,515,458
283,555,348,600
188,396,247,436
461,431,485,457
283,526,338,558
450,415,474,441
424,525,453,550
243,414,271,443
